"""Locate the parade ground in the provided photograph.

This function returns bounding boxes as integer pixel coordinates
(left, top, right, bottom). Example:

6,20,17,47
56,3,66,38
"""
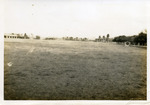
4,39,147,100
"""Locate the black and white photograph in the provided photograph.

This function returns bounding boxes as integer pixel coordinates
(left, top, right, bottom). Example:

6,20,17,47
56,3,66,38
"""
1,0,149,102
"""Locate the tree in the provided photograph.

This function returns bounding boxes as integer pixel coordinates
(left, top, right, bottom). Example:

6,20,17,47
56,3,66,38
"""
103,36,105,42
107,34,109,38
24,33,29,39
69,37,73,40
112,31,147,46
36,35,40,39
106,34,110,42
99,36,101,41
134,32,147,45
113,35,127,42
103,36,105,39
126,35,136,44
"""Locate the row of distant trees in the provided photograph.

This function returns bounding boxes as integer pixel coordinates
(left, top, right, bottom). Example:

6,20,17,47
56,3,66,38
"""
95,34,110,42
63,37,88,41
112,30,147,45
8,31,147,45
16,33,30,39
16,33,40,39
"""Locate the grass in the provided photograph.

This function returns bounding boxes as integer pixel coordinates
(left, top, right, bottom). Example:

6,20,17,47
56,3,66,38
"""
4,39,147,100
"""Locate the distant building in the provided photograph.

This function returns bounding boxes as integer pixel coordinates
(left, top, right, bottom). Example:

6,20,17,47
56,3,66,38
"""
4,33,31,39
4,33,18,38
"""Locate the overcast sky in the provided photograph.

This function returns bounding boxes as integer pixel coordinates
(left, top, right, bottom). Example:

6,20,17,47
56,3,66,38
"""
4,0,148,39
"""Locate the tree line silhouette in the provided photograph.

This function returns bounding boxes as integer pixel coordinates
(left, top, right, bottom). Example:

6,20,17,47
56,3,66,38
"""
113,30,147,46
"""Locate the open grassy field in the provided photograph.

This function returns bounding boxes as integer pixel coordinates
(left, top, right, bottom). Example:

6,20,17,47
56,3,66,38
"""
4,39,147,100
